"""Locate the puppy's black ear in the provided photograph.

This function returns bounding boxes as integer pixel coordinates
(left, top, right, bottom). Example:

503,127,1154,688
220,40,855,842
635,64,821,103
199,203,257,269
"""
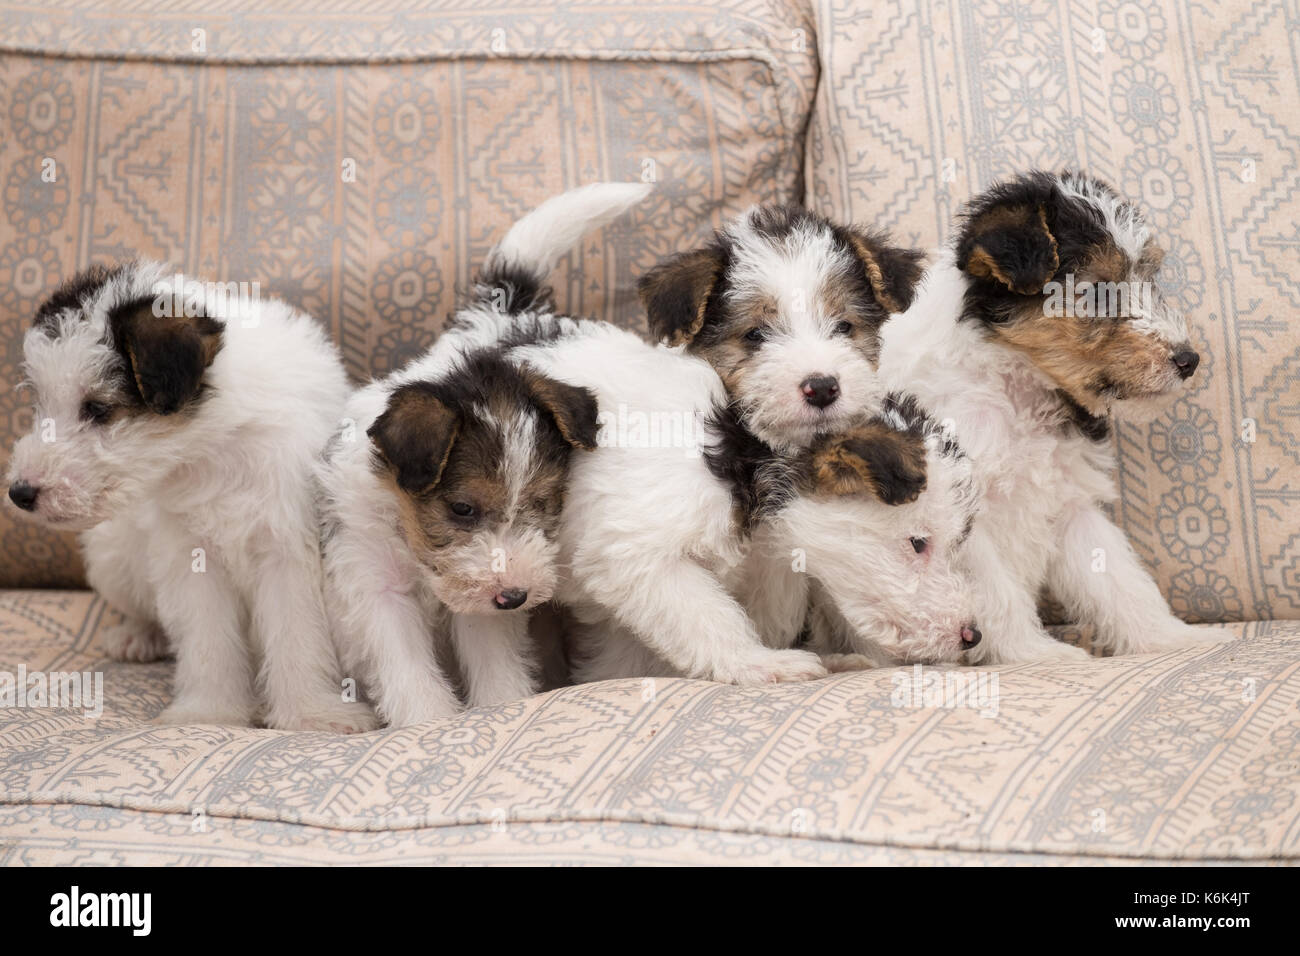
108,296,223,415
638,246,726,346
956,202,1059,295
839,228,927,315
368,384,460,493
810,420,927,506
519,365,600,451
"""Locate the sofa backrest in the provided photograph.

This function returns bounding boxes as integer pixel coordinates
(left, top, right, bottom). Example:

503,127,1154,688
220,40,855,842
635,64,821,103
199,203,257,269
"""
0,0,818,587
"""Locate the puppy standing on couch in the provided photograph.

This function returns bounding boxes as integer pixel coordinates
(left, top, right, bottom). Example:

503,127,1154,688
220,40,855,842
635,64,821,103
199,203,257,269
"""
317,183,648,726
882,170,1220,663
5,263,374,730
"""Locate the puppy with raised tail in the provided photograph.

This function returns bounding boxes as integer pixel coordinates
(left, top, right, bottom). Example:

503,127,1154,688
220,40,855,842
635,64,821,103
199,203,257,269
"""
882,170,1223,663
5,264,374,731
317,183,648,726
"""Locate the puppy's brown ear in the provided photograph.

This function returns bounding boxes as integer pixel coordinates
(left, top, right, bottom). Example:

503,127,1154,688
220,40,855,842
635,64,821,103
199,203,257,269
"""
368,384,459,493
839,228,927,315
811,421,927,506
638,246,726,346
519,365,600,451
957,203,1059,295
108,296,223,415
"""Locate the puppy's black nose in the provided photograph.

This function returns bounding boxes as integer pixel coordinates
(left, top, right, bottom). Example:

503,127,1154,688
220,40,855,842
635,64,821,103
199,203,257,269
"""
494,588,528,611
7,481,38,512
800,375,840,409
960,625,982,649
1172,349,1200,379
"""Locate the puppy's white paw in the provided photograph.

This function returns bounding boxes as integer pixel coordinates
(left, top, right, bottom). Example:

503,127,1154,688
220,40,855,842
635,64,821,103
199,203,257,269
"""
270,699,380,734
719,648,828,685
821,653,876,673
1117,622,1230,655
153,702,254,727
101,621,168,663
980,638,1091,665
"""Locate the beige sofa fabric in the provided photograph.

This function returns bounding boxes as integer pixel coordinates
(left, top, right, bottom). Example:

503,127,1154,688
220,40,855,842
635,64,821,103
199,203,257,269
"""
1,591,1297,864
806,0,1300,625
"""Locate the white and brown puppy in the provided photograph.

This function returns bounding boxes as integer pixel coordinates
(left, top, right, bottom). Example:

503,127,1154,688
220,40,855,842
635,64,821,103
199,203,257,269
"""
638,205,925,452
882,169,1220,663
5,263,373,730
317,183,646,726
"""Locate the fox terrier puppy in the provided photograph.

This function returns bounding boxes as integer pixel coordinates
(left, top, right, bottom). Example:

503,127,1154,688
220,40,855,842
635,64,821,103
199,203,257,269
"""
5,262,374,730
638,204,925,452
882,169,1220,664
317,183,647,726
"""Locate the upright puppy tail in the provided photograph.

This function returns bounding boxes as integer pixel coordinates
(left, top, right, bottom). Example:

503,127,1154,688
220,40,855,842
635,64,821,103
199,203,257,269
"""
474,181,653,315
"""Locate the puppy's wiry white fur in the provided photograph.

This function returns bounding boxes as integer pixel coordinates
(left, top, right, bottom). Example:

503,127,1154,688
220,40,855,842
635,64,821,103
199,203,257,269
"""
6,262,373,730
882,177,1220,663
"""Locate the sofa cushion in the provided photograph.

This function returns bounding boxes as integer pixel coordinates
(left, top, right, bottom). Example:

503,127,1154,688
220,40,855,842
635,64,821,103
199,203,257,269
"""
0,0,818,587
2,590,1297,864
806,0,1300,625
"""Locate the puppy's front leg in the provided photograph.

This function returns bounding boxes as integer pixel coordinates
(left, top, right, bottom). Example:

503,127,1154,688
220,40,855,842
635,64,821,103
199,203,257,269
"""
964,524,1090,664
325,529,461,727
587,557,826,684
82,518,169,663
251,542,378,733
450,612,538,708
1048,504,1228,655
148,536,256,726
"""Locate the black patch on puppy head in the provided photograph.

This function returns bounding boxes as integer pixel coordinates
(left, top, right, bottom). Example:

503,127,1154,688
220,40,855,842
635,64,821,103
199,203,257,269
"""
371,351,597,498
33,263,127,332
956,169,1118,322
638,241,730,346
701,402,793,533
107,295,224,415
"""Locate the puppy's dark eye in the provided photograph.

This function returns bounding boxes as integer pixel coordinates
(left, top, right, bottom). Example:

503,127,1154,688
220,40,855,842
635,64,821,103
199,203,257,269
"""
80,400,113,425
449,501,477,519
833,320,853,335
744,327,767,344
909,537,928,554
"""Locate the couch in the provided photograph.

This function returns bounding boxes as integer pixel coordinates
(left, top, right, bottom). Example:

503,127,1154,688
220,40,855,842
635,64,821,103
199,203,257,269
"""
0,0,1296,865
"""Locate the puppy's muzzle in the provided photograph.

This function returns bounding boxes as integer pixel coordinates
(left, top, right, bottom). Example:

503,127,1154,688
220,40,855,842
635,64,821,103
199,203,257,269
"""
7,481,38,512
800,375,840,409
960,624,982,649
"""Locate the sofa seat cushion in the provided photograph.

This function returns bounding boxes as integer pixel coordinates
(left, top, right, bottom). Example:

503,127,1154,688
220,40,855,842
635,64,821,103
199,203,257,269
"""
2,590,1297,864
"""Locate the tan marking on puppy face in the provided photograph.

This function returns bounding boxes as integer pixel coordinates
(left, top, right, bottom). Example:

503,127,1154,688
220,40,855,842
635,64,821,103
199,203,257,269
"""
990,302,1180,412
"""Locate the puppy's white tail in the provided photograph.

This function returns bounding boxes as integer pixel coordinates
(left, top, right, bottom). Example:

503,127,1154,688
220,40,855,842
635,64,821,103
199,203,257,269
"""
475,181,652,314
